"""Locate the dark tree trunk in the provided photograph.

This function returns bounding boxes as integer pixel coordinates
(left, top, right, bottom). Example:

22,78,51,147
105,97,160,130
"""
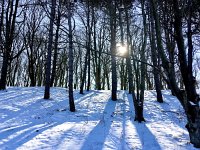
86,22,91,91
0,0,4,54
28,59,36,86
26,41,36,87
150,0,200,147
86,48,91,91
0,0,19,90
110,1,117,100
93,13,102,90
105,65,110,90
80,49,88,94
50,7,61,87
68,2,75,112
149,3,163,103
173,0,200,147
44,0,56,99
125,9,134,94
150,0,180,101
119,8,126,90
86,0,91,91
94,24,102,90
0,52,9,90
186,1,197,102
120,61,124,90
134,0,146,122
12,58,19,86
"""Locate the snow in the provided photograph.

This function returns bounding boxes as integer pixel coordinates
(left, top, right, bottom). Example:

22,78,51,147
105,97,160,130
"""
189,101,196,106
0,87,198,150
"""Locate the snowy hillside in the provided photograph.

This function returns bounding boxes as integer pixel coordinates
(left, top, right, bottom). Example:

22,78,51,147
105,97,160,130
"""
0,87,198,150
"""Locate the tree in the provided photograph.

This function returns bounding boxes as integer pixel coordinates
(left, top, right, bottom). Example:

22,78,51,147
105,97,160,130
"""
125,9,134,94
44,0,56,99
133,0,147,122
92,2,102,90
67,1,75,112
150,0,200,147
23,4,45,87
173,0,200,147
0,0,4,57
0,0,20,90
148,1,163,103
110,0,117,100
50,4,61,87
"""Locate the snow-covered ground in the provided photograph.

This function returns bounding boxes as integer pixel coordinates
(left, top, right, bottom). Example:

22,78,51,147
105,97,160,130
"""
0,87,198,150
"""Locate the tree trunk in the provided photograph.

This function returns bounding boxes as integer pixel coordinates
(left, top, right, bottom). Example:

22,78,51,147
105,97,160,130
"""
0,0,19,90
150,0,181,102
27,49,36,86
0,0,4,56
135,0,147,122
44,0,56,99
68,2,75,112
50,7,61,87
150,0,200,147
173,0,200,147
92,3,101,90
0,52,9,90
149,3,163,103
80,48,88,94
106,66,110,90
119,8,126,90
125,9,134,94
110,1,117,100
86,3,91,91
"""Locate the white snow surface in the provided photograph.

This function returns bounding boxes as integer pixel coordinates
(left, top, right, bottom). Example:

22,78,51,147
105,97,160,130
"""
0,87,199,150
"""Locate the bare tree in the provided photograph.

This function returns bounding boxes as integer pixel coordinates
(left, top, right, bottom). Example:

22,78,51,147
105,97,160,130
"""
150,0,200,147
148,1,163,103
44,0,56,99
0,0,20,90
23,5,44,87
110,0,117,100
50,4,61,87
67,1,75,112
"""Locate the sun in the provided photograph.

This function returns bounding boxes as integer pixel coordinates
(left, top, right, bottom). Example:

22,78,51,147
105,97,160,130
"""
116,43,127,56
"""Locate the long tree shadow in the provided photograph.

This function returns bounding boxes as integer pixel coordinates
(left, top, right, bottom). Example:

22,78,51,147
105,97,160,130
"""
0,96,43,123
80,97,117,150
127,92,162,150
133,122,162,150
0,122,58,149
149,91,187,130
0,88,112,149
120,91,128,150
74,90,103,104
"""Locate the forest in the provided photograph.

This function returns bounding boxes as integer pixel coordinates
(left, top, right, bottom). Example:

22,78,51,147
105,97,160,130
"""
0,0,200,149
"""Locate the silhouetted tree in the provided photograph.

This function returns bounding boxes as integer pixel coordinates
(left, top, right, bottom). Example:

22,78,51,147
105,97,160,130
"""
44,0,56,99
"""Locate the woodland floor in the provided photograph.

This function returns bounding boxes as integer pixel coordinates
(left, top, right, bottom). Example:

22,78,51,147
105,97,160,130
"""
0,87,199,150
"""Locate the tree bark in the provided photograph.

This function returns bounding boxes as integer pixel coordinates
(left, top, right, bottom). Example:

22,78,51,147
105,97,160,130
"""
173,0,200,147
0,0,19,90
50,7,61,87
0,0,4,55
110,1,117,100
68,2,75,112
80,48,88,94
86,1,91,91
44,0,56,99
135,0,147,122
149,3,163,103
125,9,134,94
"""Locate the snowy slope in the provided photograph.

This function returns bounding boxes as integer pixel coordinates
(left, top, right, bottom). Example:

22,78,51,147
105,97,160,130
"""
0,87,198,150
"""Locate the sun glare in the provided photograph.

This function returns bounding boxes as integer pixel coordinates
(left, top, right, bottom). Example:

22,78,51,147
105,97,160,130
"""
117,43,127,56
